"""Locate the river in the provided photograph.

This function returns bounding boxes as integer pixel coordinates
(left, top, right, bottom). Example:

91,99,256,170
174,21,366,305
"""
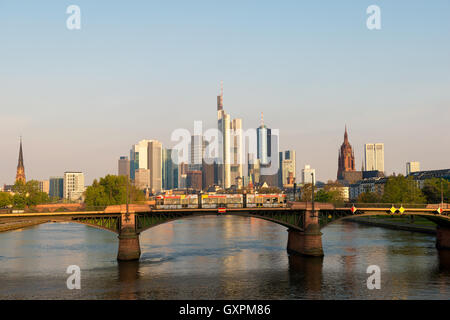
0,216,449,299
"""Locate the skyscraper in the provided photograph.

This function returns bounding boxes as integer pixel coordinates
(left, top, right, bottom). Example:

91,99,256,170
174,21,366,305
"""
248,153,261,185
162,148,177,190
280,150,296,188
202,159,215,190
49,177,64,199
118,156,130,178
230,118,244,186
406,161,420,176
15,137,26,184
257,113,271,166
130,139,151,181
337,126,355,180
217,81,231,189
134,168,151,190
189,135,206,171
364,143,385,173
302,165,316,185
147,140,162,193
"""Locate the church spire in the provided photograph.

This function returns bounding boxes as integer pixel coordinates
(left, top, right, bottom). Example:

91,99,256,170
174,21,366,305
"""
344,125,348,143
15,137,26,184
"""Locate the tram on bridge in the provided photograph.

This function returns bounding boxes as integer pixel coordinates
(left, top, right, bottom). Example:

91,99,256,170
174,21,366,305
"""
155,193,287,209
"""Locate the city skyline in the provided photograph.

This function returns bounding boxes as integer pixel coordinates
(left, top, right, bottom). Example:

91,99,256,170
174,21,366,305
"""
1,1,449,185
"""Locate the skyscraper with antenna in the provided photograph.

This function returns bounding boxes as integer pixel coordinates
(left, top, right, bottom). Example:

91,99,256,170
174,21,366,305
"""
257,112,271,166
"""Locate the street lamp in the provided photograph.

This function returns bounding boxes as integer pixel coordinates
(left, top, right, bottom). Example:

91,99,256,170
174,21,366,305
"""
311,172,315,217
125,176,130,222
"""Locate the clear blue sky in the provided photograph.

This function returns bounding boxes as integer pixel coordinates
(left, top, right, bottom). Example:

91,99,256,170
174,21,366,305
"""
1,0,449,184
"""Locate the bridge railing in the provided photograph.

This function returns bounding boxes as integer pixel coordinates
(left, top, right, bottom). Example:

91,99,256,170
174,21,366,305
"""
341,203,434,209
0,205,108,214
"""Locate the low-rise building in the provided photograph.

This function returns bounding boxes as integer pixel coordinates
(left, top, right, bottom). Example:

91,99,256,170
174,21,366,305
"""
349,177,388,201
408,169,450,189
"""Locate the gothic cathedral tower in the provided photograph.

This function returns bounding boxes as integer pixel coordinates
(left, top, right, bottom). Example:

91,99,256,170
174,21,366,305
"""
15,137,26,184
337,126,355,180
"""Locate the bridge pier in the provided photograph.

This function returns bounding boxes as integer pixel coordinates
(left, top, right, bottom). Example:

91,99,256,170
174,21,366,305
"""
117,212,141,261
287,224,324,257
436,226,450,251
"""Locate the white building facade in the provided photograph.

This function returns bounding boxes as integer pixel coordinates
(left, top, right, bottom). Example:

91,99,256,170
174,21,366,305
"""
364,143,385,172
63,172,85,202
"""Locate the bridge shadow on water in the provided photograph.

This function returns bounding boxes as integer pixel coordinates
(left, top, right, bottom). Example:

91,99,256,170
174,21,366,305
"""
438,250,450,271
117,260,141,299
288,255,324,298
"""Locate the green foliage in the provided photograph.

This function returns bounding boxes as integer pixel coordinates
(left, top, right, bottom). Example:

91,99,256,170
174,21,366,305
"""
315,181,345,205
11,180,50,209
84,175,145,207
422,178,450,204
0,192,13,208
300,183,313,201
381,175,426,204
357,191,382,203
258,186,282,194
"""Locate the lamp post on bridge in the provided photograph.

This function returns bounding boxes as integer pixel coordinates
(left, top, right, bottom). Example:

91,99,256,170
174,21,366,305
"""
311,172,315,217
125,176,130,222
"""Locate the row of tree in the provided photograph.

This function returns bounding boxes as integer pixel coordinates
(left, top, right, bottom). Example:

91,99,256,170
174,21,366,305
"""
297,175,449,205
2,174,447,209
84,175,145,207
0,180,50,209
356,176,449,204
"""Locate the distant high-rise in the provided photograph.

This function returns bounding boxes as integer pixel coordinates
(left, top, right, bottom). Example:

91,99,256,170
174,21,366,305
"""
406,161,420,176
230,118,244,186
302,165,316,185
49,177,64,199
118,156,130,178
280,150,296,188
15,137,26,184
257,112,271,166
130,139,152,181
248,153,261,185
38,180,49,194
134,168,151,190
217,82,231,189
337,126,355,180
147,140,162,193
63,172,85,202
186,171,202,191
162,148,177,190
364,143,385,173
189,135,207,171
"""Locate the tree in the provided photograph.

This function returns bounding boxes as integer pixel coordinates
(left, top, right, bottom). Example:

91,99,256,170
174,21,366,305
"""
315,181,345,205
300,183,313,202
84,175,145,207
0,192,12,208
11,180,50,209
422,178,450,204
258,186,282,194
381,175,426,204
357,191,381,204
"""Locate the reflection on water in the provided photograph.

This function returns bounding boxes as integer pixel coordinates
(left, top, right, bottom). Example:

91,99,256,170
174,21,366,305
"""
0,216,449,299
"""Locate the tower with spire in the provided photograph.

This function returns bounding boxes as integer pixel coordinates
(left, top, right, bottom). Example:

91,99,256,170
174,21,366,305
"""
337,126,355,180
15,137,26,184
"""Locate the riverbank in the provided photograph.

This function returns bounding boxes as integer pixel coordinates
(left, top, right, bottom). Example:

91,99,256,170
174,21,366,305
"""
346,216,436,235
0,220,50,233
